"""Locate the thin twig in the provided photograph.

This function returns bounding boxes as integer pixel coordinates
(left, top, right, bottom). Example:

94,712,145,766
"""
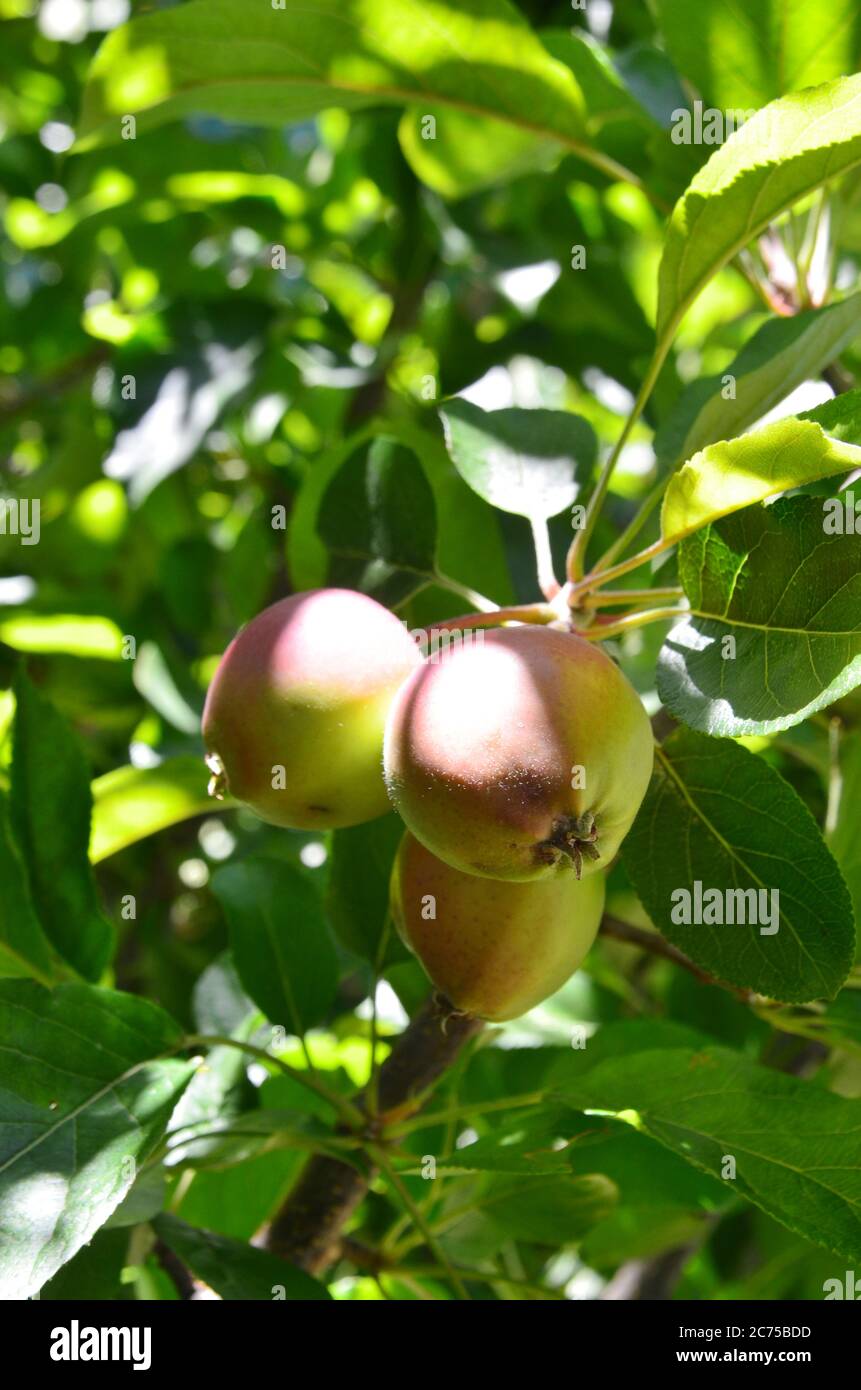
368,1143,471,1300
576,605,687,641
600,915,755,1000
182,1033,363,1130
583,586,684,609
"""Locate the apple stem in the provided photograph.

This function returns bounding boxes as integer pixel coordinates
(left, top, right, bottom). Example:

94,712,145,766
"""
204,751,228,801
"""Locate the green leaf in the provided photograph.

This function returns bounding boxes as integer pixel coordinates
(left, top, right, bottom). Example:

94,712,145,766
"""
821,989,861,1051
398,108,558,200
654,298,861,473
828,731,861,935
397,25,688,199
0,613,126,661
0,981,194,1300
166,1025,256,1169
801,386,861,444
547,28,661,130
426,1113,577,1176
439,399,596,521
78,0,587,165
174,1151,302,1242
477,1173,618,1244
436,1170,617,1260
131,642,201,736
287,418,513,607
582,1206,708,1269
622,728,855,1002
656,74,861,343
318,435,438,607
661,496,861,734
326,814,409,967
563,1053,731,1272
104,1164,167,1229
543,29,699,201
153,1214,330,1300
90,756,229,863
660,418,861,545
40,1228,136,1301
567,1116,728,1212
11,675,113,980
167,1108,341,1171
192,952,258,1037
211,857,338,1033
0,792,57,985
550,1042,861,1263
656,0,861,110
767,990,861,1058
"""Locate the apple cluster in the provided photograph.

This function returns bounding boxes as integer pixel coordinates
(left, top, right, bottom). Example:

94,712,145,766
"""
203,588,654,1020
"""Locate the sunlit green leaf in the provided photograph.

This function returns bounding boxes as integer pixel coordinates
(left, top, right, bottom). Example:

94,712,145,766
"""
0,981,194,1300
439,399,596,522
661,496,861,734
656,0,861,110
90,756,226,862
661,418,861,545
78,0,588,164
657,74,861,342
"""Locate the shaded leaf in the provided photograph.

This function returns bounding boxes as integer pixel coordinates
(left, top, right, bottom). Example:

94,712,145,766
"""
166,1108,344,1171
211,858,338,1033
0,792,57,985
654,298,861,473
399,107,558,199
104,1165,167,1229
622,728,855,1001
40,1228,135,1301
318,436,437,607
166,1019,257,1169
828,731,861,935
326,814,409,967
422,1113,575,1176
550,1041,861,1263
287,418,512,607
192,952,258,1037
478,1173,617,1244
12,675,113,980
104,334,261,505
173,1151,302,1242
154,1214,330,1300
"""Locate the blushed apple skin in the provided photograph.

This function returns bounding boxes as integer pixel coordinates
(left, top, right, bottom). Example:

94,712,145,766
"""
202,588,421,829
383,625,653,881
391,831,605,1021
